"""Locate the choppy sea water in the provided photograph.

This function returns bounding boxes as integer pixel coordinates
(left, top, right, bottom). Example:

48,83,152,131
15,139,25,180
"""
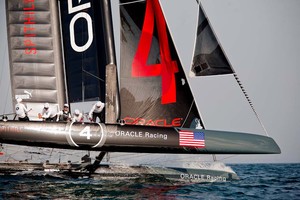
0,163,299,199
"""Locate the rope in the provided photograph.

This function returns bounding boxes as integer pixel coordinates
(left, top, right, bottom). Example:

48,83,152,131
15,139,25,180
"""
120,0,146,6
181,99,195,128
233,73,269,136
218,155,239,162
0,46,9,114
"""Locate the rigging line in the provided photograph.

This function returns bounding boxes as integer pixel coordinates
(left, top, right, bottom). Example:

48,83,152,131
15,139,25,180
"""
119,0,146,6
0,47,9,114
0,113,15,117
218,155,239,162
110,153,151,161
0,27,7,89
233,73,269,136
181,99,195,128
3,78,10,115
82,69,105,82
180,99,217,161
139,154,171,163
150,155,212,164
139,155,186,165
0,54,4,88
81,18,85,101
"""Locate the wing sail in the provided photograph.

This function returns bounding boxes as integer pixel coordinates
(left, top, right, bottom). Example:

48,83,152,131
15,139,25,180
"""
6,0,66,119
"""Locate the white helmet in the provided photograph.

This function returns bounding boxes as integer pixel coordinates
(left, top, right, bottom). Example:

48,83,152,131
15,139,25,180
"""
74,109,80,115
64,104,69,108
16,98,22,103
96,101,102,107
44,103,49,108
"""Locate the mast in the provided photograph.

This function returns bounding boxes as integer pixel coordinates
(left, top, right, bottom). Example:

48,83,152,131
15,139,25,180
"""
101,0,120,124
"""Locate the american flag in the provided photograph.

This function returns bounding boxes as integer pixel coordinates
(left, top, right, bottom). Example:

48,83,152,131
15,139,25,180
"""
179,130,205,148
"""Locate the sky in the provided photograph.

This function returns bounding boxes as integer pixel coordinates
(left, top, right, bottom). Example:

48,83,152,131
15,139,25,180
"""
0,0,300,164
157,0,300,163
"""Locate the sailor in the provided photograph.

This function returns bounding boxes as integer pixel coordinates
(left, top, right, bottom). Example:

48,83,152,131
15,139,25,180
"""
41,103,56,122
2,115,8,122
56,104,72,122
72,109,84,123
195,118,203,129
88,101,105,122
15,98,31,121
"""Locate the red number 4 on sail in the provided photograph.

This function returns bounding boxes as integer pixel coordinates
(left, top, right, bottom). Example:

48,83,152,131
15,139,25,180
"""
132,0,178,104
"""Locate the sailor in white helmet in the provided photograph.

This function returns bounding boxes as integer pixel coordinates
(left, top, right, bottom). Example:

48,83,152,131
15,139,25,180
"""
41,103,56,122
72,109,83,123
15,98,32,121
88,101,105,122
56,104,72,122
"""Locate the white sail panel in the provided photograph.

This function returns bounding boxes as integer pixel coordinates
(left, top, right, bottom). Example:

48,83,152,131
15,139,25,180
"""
11,50,54,63
10,37,54,50
6,0,65,119
7,0,51,10
12,63,56,76
14,76,57,90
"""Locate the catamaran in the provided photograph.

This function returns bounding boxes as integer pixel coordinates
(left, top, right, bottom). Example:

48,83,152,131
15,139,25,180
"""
0,0,280,182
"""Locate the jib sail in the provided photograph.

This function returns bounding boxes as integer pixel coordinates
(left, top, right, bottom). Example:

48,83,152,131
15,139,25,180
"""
191,3,234,76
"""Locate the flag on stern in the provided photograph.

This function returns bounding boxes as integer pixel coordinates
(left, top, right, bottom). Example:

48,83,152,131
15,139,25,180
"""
179,130,205,148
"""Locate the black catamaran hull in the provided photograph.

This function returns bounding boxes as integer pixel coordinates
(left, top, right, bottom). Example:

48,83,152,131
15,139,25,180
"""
0,121,280,154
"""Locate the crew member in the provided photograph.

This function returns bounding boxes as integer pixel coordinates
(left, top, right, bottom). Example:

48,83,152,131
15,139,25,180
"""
2,115,8,122
56,104,72,122
88,101,105,122
72,109,84,123
41,103,56,122
15,98,31,121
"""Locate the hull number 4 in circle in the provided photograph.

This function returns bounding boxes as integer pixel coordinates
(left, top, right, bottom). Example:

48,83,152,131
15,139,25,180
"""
67,122,106,148
79,126,91,140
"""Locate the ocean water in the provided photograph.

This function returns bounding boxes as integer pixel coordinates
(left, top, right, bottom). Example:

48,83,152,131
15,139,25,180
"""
0,163,299,199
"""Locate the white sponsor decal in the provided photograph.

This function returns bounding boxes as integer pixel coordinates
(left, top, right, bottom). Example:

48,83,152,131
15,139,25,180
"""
15,94,30,100
68,0,93,52
66,122,106,148
111,130,168,140
180,173,227,182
